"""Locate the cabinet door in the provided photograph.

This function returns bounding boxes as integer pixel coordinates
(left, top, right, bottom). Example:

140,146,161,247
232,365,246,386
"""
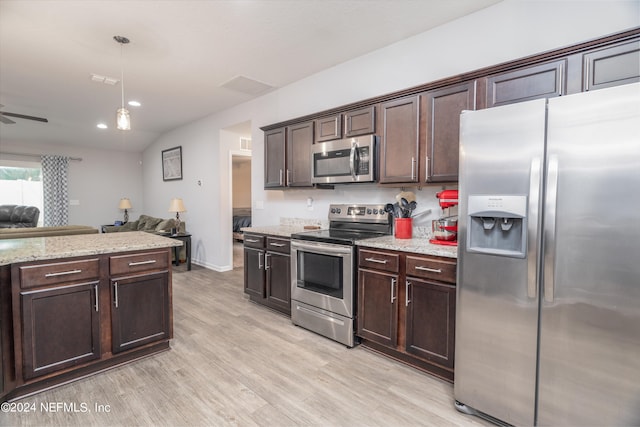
244,247,265,298
314,114,342,143
265,251,291,315
344,106,375,137
357,269,398,347
111,272,170,353
484,59,566,108
264,127,286,188
379,96,420,184
287,121,314,187
582,39,640,91
405,277,455,369
21,282,100,379
424,82,475,183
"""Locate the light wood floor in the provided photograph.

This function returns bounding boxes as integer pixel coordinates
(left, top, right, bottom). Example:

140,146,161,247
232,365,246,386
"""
3,264,491,427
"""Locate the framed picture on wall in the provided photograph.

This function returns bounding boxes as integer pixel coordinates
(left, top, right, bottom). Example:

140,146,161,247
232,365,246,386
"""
162,146,182,181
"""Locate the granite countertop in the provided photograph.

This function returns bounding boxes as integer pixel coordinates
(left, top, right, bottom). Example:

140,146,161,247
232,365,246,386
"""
356,235,458,259
0,231,182,266
241,225,323,238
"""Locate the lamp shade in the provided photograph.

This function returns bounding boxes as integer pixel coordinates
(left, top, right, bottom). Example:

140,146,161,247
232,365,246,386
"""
119,198,132,210
116,107,131,130
168,198,186,213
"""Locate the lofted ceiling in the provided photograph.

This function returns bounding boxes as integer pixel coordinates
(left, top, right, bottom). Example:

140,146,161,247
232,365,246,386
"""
0,0,501,153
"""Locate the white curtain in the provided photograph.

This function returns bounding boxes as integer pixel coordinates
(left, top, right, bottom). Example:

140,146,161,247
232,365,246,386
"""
41,155,69,226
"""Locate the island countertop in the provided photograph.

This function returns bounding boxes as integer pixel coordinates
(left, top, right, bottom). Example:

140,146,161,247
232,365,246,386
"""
0,231,182,266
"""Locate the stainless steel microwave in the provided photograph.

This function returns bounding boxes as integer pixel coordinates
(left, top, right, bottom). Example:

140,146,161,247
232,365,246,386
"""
311,135,377,184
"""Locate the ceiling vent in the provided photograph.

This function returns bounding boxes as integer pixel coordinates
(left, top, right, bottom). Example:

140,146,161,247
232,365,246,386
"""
220,75,274,95
240,138,252,151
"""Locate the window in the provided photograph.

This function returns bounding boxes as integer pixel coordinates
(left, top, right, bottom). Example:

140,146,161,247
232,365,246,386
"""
0,160,44,226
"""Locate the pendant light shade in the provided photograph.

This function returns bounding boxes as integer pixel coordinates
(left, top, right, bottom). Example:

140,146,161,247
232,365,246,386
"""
114,36,131,131
116,107,131,130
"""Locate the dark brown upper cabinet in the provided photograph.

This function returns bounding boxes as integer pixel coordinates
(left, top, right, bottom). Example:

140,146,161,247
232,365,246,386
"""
344,106,376,138
264,127,286,188
286,121,314,187
580,39,640,92
264,122,314,189
379,95,420,184
423,81,476,183
314,106,376,144
314,114,342,143
483,59,566,109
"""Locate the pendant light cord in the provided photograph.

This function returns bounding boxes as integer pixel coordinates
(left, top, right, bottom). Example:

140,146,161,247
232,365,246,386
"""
120,42,125,109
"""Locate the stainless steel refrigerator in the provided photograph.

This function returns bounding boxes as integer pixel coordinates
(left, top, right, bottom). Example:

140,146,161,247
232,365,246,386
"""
454,82,640,426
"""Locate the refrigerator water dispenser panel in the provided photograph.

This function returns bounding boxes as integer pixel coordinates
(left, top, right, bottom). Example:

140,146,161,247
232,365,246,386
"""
467,195,527,258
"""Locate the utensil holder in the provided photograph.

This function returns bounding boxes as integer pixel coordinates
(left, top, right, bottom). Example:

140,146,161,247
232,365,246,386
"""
395,218,412,239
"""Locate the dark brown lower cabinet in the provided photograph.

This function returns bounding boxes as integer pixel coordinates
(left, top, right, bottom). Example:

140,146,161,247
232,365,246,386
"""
111,272,170,353
357,247,456,382
243,234,291,316
3,249,173,401
358,269,398,348
21,282,100,379
404,277,456,369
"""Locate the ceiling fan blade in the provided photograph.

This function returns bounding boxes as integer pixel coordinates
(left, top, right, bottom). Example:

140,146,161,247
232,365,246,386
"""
0,114,16,124
0,112,48,123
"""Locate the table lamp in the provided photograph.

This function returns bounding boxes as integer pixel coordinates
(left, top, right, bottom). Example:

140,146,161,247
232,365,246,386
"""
168,198,186,234
119,198,132,223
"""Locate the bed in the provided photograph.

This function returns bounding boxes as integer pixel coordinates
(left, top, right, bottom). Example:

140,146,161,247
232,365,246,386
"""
232,208,252,241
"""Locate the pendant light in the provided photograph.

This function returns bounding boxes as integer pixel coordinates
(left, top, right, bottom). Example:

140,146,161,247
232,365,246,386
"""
114,36,131,131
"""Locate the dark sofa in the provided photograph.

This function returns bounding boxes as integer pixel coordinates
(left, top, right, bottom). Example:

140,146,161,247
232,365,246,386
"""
0,204,40,228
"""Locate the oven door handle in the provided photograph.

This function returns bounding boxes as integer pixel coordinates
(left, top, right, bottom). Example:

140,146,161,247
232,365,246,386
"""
291,240,352,257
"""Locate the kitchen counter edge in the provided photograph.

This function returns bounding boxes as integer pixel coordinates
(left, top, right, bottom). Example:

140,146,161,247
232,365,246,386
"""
0,231,182,266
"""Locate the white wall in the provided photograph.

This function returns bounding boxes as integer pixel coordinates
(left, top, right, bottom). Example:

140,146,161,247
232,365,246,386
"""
142,0,640,271
1,141,143,228
232,160,251,208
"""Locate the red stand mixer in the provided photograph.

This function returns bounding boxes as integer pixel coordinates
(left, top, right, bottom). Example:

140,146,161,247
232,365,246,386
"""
430,189,458,246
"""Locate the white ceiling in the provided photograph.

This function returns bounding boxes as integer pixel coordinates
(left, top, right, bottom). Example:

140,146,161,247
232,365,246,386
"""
0,0,501,153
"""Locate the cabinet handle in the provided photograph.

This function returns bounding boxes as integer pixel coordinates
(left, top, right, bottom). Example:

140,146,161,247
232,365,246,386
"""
269,242,286,247
425,156,430,182
286,169,291,186
410,157,416,180
113,282,119,308
245,238,259,243
279,169,284,186
94,284,99,312
390,278,396,303
128,260,157,266
405,280,411,306
415,266,441,273
365,257,388,264
45,269,82,277
258,252,263,269
265,253,271,270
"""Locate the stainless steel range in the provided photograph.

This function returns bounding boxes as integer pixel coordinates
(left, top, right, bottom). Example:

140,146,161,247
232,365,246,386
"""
290,204,392,347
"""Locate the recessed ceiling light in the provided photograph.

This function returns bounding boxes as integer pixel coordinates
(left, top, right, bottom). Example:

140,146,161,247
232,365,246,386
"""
97,123,108,129
128,100,141,107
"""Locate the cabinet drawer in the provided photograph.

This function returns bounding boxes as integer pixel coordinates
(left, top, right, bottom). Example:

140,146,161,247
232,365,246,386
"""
358,249,399,273
243,234,265,249
110,250,169,276
406,255,456,284
19,258,100,289
266,237,290,254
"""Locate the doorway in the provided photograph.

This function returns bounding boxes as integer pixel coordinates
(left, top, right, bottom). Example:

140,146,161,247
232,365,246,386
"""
232,154,251,268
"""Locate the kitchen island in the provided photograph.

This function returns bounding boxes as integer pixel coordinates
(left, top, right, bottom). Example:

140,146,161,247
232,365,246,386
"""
0,232,181,402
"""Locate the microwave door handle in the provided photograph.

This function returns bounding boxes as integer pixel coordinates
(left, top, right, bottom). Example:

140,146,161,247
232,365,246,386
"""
349,142,357,180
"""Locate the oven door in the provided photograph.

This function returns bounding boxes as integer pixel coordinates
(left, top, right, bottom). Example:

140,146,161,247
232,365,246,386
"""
290,239,354,318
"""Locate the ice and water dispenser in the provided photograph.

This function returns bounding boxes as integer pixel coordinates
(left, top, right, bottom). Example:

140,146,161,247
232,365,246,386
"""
466,195,527,258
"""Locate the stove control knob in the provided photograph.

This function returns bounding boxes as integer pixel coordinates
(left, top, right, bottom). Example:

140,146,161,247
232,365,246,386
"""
336,208,341,214
330,208,336,214
367,209,373,215
372,209,378,215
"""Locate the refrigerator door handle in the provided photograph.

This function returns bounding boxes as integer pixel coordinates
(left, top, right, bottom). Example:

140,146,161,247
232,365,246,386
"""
527,157,542,299
543,155,559,303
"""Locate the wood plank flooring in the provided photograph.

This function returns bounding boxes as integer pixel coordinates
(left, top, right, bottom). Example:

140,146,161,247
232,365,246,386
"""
3,264,491,426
